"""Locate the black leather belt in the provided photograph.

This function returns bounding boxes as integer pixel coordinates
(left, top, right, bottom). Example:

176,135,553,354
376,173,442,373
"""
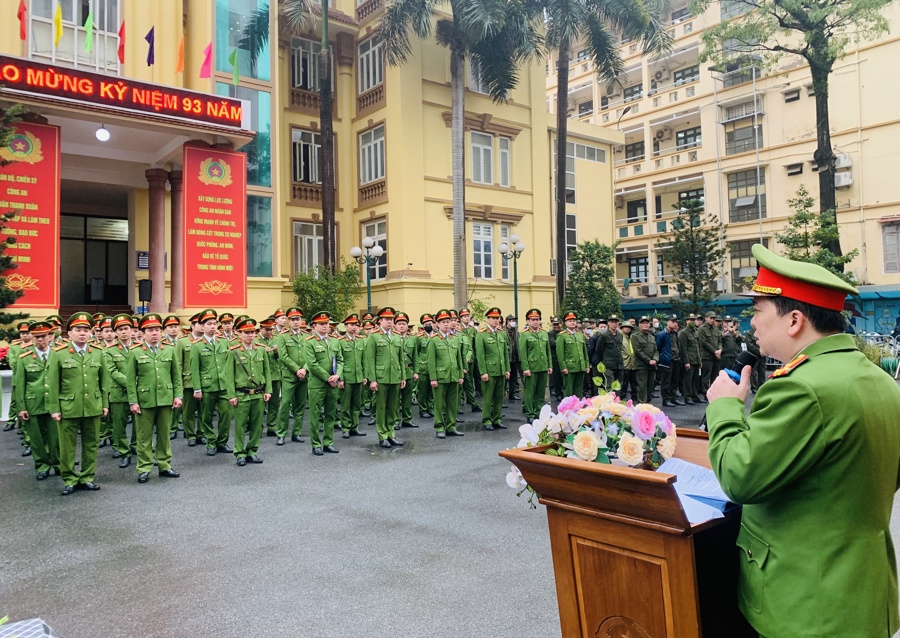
237,387,263,395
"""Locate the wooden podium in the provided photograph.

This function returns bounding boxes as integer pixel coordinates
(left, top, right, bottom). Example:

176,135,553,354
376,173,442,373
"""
499,429,756,638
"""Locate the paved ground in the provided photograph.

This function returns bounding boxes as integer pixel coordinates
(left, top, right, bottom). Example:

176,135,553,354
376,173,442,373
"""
2,387,899,637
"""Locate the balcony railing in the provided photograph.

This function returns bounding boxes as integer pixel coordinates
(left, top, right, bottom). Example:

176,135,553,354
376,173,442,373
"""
292,182,323,205
357,84,385,114
291,87,320,112
359,179,386,204
356,0,384,22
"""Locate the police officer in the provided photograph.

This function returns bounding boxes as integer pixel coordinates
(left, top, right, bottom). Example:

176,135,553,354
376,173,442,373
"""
6,320,33,433
633,316,659,403
127,314,183,483
105,313,137,467
475,307,510,430
395,312,419,430
257,317,281,436
364,307,405,448
14,321,56,480
427,309,465,438
338,314,367,439
556,311,589,399
721,316,743,371
190,309,234,456
227,317,272,466
590,314,624,392
506,315,522,401
678,314,702,404
416,314,436,419
457,308,481,412
274,308,308,445
177,313,204,446
698,311,722,399
304,311,343,455
655,314,683,407
518,309,552,421
548,317,564,399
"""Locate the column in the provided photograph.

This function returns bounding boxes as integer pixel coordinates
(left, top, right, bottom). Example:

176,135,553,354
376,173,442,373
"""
168,170,183,311
145,168,168,313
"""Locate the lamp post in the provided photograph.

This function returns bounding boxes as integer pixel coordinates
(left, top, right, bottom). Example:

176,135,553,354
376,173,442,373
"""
498,234,526,320
350,236,385,313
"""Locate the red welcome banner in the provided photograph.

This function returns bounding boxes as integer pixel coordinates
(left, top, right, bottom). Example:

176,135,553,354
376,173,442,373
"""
0,121,60,309
182,145,247,309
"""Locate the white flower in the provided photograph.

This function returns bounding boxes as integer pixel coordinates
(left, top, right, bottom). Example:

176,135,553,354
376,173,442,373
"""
656,435,677,460
506,465,527,489
517,420,545,448
572,430,601,461
617,431,646,466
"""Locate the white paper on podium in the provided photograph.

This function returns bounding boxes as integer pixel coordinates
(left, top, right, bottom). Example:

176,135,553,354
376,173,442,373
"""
658,457,731,524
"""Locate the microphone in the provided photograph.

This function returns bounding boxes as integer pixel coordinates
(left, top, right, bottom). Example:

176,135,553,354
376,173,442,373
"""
725,351,758,383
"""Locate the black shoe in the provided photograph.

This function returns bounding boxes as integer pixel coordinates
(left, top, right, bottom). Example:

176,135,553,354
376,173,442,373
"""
80,482,101,491
138,472,150,483
342,431,350,439
419,411,433,418
187,439,197,447
446,429,465,437
512,395,520,401
111,450,122,459
236,457,247,467
349,430,366,437
61,484,76,496
2,422,14,431
119,456,131,468
471,405,482,413
362,408,371,416
436,431,446,439
685,400,696,405
198,436,207,445
247,455,263,464
697,396,708,403
206,447,217,456
387,438,404,447
36,471,49,481
401,422,419,428
170,431,178,440
367,417,376,426
674,400,685,406
495,423,508,429
379,440,392,448
159,469,180,478
323,445,339,454
663,401,676,408
484,424,495,431
502,403,508,408
291,435,304,443
266,430,277,437
276,437,285,446
21,448,31,457
313,447,324,456
216,445,233,453
98,438,108,448
394,423,401,431
50,467,60,476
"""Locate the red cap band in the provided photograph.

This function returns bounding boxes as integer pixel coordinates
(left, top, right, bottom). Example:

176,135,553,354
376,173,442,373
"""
754,266,847,312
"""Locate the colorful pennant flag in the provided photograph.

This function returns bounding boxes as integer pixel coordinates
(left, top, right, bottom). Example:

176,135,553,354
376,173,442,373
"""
145,27,155,66
117,20,125,64
53,1,63,47
199,42,212,79
17,0,26,41
175,34,185,73
84,9,94,53
228,49,240,85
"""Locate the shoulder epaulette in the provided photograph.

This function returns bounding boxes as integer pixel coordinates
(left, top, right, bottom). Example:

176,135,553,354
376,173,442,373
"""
770,354,809,379
229,343,241,350
54,343,68,351
191,337,203,343
337,335,347,341
306,335,316,340
130,343,143,350
521,327,530,333
11,339,20,345
19,351,32,358
478,326,487,332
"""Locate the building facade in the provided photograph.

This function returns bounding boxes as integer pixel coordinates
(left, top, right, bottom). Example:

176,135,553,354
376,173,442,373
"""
0,0,619,324
546,2,900,332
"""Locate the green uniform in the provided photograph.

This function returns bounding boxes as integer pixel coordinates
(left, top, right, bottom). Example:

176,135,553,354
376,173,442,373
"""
303,334,343,449
7,339,26,432
555,329,588,399
721,330,743,370
14,346,57,474
678,323,701,401
631,328,658,403
518,327,551,420
256,334,281,434
103,342,137,459
274,330,308,440
126,342,182,474
190,336,234,452
397,333,417,427
743,328,767,392
47,343,109,487
707,334,900,638
364,329,403,442
176,335,200,442
459,324,480,409
415,331,434,416
426,331,464,433
226,342,272,459
697,322,722,394
592,329,624,391
475,327,510,427
338,335,366,433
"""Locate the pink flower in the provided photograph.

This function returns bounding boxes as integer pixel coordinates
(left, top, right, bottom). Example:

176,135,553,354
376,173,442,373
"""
654,412,673,435
558,396,587,413
632,409,656,440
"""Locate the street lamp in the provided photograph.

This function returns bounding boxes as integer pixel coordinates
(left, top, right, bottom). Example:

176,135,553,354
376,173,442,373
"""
498,234,526,320
350,236,385,313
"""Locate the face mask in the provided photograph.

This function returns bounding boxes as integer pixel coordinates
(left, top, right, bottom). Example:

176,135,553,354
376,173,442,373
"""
508,321,516,329
652,321,660,329
424,325,433,334
598,326,608,333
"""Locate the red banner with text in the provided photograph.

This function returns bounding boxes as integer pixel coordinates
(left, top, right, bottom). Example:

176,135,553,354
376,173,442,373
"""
182,145,247,309
0,122,61,309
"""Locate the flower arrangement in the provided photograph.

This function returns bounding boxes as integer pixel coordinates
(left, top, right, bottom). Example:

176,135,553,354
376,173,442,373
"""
506,393,677,507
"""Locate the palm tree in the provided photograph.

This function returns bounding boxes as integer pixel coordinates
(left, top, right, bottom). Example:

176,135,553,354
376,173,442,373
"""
544,0,671,308
381,0,541,309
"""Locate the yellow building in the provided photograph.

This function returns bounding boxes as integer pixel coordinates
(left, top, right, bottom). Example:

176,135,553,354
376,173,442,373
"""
546,2,900,331
0,0,618,324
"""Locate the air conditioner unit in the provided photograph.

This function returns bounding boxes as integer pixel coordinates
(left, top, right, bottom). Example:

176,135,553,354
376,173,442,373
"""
712,280,727,292
834,154,852,169
655,127,673,141
606,85,621,97
640,284,658,297
615,195,625,208
616,253,627,263
835,172,853,188
654,68,670,82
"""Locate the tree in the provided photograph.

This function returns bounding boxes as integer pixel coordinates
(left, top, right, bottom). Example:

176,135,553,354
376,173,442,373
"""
660,199,727,317
0,102,31,343
292,260,363,319
775,185,858,284
544,0,671,308
561,240,622,319
691,0,896,264
381,0,542,309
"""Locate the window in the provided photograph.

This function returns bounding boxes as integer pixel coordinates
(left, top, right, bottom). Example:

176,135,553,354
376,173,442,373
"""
672,7,692,22
358,36,383,94
673,65,699,85
657,256,666,280
499,137,510,187
292,129,321,184
293,221,324,274
247,196,273,277
677,188,704,205
291,37,323,91
786,163,803,176
578,101,593,116
574,142,607,163
30,0,120,72
359,125,385,184
623,84,643,103
576,49,590,62
471,132,493,184
566,214,577,269
676,126,702,150
783,88,801,103
217,84,272,188
722,97,762,122
629,257,649,283
721,0,750,20
216,0,270,81
725,123,762,155
626,200,647,223
730,239,767,291
500,225,510,280
473,223,494,279
363,220,387,280
727,168,766,222
884,224,900,273
469,59,488,94
625,141,645,163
